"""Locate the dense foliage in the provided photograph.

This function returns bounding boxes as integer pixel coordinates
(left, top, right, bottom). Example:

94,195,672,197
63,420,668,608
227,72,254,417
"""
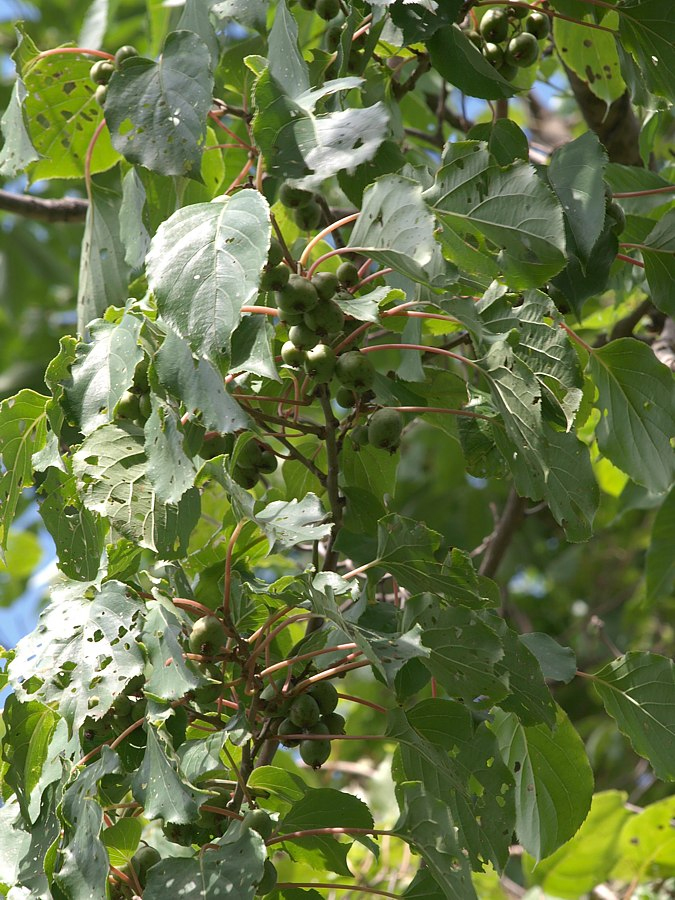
0,0,674,897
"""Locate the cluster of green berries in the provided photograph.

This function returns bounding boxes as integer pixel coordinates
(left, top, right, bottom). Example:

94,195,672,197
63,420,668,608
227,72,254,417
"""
116,359,151,425
278,182,324,231
89,44,139,107
277,681,346,769
463,3,550,81
352,407,404,453
298,0,341,20
232,438,278,489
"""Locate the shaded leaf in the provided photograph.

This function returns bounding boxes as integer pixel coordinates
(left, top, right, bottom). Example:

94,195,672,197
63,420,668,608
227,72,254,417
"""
142,603,206,702
428,25,516,101
646,485,675,601
144,400,197,505
519,633,577,684
0,78,39,178
642,208,675,316
618,0,675,100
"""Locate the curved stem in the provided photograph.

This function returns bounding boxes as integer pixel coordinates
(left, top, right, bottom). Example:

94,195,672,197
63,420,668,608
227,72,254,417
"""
36,47,115,61
223,520,245,622
299,213,360,267
359,342,483,374
84,119,106,204
241,305,279,316
616,253,645,269
275,883,401,898
352,267,393,292
267,826,392,846
173,597,216,618
208,111,255,152
337,692,387,714
392,405,494,422
614,186,675,199
307,246,364,278
259,643,358,678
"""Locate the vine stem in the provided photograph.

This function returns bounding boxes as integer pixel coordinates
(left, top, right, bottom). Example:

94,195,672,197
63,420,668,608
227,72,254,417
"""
614,186,675,198
616,253,645,268
35,47,115,61
337,692,387,714
173,597,214,618
259,643,359,678
224,154,254,195
267,826,392,846
318,384,344,570
295,659,370,689
241,305,279,316
247,610,316,645
208,111,255,152
299,213,360,267
559,322,593,354
275,883,401,898
272,732,386,742
353,267,394,291
223,520,245,622
359,342,483,375
307,246,367,278
392,406,494,422
84,119,106,205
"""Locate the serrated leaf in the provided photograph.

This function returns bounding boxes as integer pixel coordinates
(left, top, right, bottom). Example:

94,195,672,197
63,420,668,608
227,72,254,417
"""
131,727,209,823
490,617,556,726
467,119,529,166
592,651,675,781
0,78,39,177
492,707,593,860
268,0,309,98
394,783,477,900
8,580,145,733
146,192,271,361
426,148,566,289
145,400,197,505
177,0,220,69
646,486,675,601
17,38,120,182
523,790,630,898
588,338,675,494
73,422,201,556
428,25,516,101
64,312,143,435
105,31,214,178
101,817,143,868
349,175,452,286
0,390,49,551
519,633,577,684
548,132,608,268
143,827,265,898
155,329,251,434
177,732,228,786
618,0,675,100
142,603,205,702
1,695,59,823
642,208,675,316
77,182,131,333
553,13,625,105
230,315,280,381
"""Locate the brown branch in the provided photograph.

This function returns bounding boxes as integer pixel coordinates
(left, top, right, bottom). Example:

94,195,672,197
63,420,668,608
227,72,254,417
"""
0,189,88,223
652,318,675,371
478,488,527,579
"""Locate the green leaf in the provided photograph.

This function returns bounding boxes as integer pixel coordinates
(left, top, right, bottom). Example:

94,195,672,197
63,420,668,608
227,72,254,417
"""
491,707,593,860
105,31,214,178
491,617,556,727
553,12,625,105
146,192,271,361
230,315,280,382
642,208,675,316
64,312,143,435
247,766,308,815
349,175,452,287
18,36,120,182
142,602,205,702
54,748,120,900
612,795,675,880
1,694,59,822
588,338,675,494
428,25,516,101
618,0,675,100
155,329,251,434
73,422,201,556
548,132,608,268
77,182,131,333
519,633,577,684
177,0,220,69
143,827,265,898
523,790,630,898
592,651,675,781
8,580,146,733
466,120,529,167
0,78,39,178
0,389,49,551
131,727,209,823
177,732,228,786
145,400,197,505
426,147,567,289
550,220,618,319
268,0,309,98
646,486,675,601
101,818,143,868
394,784,476,900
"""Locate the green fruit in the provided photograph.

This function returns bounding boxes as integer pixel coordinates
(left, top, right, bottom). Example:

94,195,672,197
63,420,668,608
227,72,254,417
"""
335,350,375,392
278,274,319,314
199,433,234,460
280,340,306,367
311,271,339,301
498,60,519,81
308,680,339,714
326,23,342,52
279,182,314,208
95,84,108,107
261,264,290,291
233,464,259,489
256,859,278,896
278,309,305,327
368,408,403,451
117,390,140,421
243,809,275,840
268,238,284,267
289,694,322,728
137,392,152,422
321,711,346,734
607,200,626,235
114,45,139,67
508,0,529,19
300,738,332,768
525,11,550,38
299,0,316,9
130,845,161,887
90,60,115,85
258,449,278,474
293,199,322,231
350,424,369,448
479,8,509,43
604,183,614,206
465,29,482,48
336,386,356,408
316,0,340,19
483,42,504,67
194,680,222,704
303,300,345,337
506,32,540,67
278,717,302,747
189,615,226,655
289,322,320,350
239,439,264,470
304,343,336,383
336,261,359,287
